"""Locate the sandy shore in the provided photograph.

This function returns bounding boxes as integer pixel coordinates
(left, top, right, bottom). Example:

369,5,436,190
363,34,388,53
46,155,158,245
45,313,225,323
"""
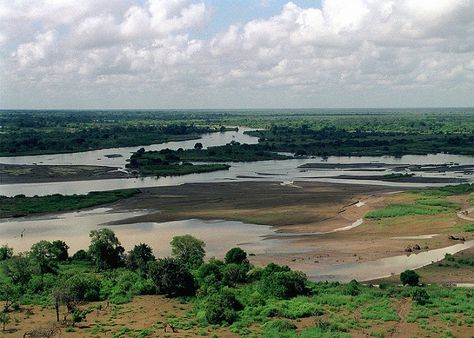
0,163,132,184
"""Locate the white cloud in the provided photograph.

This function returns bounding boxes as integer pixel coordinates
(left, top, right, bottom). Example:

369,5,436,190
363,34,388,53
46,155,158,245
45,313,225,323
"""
1,0,473,108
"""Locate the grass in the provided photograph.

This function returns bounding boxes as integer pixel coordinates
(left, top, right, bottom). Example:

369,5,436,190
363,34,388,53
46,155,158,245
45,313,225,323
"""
0,189,140,218
464,224,474,232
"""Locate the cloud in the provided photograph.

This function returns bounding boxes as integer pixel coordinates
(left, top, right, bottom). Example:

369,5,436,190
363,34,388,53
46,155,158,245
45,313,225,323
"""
0,0,473,108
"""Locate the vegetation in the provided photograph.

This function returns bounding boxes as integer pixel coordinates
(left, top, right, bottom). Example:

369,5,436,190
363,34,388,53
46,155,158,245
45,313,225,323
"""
364,185,474,219
400,270,420,286
1,233,474,336
126,141,288,176
0,189,140,218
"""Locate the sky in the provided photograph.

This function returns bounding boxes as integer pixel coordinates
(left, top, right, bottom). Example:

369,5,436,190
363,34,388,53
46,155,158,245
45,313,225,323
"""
0,0,473,109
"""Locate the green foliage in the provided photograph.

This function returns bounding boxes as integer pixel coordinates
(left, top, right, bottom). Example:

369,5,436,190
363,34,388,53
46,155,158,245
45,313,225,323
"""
400,270,420,286
88,229,125,270
0,245,13,261
204,289,242,324
412,288,430,305
0,312,10,331
125,243,155,273
260,270,308,299
51,240,69,261
0,189,140,218
224,247,248,265
222,263,249,286
148,258,196,297
464,224,474,232
65,273,101,301
170,235,206,269
71,249,91,262
100,269,155,304
261,319,297,337
29,240,60,274
3,255,32,287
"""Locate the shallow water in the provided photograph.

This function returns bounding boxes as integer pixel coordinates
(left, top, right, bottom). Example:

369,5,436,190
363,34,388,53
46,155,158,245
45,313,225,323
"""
311,240,474,282
0,209,275,257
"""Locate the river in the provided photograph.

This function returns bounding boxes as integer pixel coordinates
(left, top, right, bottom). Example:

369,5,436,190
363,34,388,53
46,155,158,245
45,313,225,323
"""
1,128,474,281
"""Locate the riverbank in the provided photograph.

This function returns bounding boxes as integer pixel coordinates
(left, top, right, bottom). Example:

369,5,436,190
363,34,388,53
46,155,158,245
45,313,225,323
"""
0,163,133,184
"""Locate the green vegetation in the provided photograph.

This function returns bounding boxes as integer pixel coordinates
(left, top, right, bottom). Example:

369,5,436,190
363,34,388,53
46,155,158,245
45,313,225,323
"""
365,185,474,219
2,232,474,336
400,270,420,286
5,109,472,158
0,189,140,218
464,224,474,232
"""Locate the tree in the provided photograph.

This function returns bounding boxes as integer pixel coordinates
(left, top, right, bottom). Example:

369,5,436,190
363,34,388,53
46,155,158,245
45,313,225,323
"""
51,240,69,261
0,312,10,332
0,245,13,261
148,258,196,297
126,243,155,273
71,249,91,262
3,255,32,287
0,283,20,313
194,142,203,150
170,235,205,269
224,247,248,265
400,270,420,286
29,240,59,274
88,229,125,270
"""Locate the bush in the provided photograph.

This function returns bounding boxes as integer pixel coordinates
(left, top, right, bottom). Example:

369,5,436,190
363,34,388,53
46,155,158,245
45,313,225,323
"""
148,258,196,297
412,288,430,305
262,319,297,336
204,290,242,324
260,271,308,299
224,247,248,265
222,263,249,286
65,273,101,301
0,245,13,261
71,249,91,262
345,280,361,296
400,270,420,286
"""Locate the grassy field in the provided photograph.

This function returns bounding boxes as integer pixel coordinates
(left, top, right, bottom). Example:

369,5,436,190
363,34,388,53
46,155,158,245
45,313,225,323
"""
0,189,140,218
365,184,474,219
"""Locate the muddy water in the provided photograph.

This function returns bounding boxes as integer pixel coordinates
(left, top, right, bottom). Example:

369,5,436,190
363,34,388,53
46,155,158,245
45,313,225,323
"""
0,208,275,257
2,207,473,282
311,240,474,282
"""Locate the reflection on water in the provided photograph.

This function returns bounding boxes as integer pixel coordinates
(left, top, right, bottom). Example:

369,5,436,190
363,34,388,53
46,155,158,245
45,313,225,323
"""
311,240,474,282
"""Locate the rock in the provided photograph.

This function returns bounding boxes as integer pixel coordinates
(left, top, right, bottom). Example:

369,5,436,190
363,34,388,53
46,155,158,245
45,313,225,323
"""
413,244,421,251
405,246,412,252
448,235,465,241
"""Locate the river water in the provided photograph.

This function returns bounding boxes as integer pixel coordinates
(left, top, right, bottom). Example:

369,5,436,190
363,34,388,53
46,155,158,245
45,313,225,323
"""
0,128,473,196
1,128,474,281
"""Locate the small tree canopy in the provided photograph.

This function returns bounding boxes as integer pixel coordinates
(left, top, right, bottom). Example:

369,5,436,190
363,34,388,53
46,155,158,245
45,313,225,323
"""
170,235,205,269
224,247,248,265
400,270,420,286
126,243,155,272
88,229,124,270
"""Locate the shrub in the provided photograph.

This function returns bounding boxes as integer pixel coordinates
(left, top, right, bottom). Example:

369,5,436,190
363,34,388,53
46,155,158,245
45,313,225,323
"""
148,258,196,297
204,289,242,324
0,245,13,261
262,319,297,336
345,280,361,296
51,240,69,261
260,271,308,299
66,273,101,301
400,270,420,286
224,247,248,265
71,249,91,262
223,263,249,286
412,288,430,305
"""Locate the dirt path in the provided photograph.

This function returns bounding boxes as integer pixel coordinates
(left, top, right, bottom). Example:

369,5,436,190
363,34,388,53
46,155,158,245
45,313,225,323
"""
389,298,411,338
